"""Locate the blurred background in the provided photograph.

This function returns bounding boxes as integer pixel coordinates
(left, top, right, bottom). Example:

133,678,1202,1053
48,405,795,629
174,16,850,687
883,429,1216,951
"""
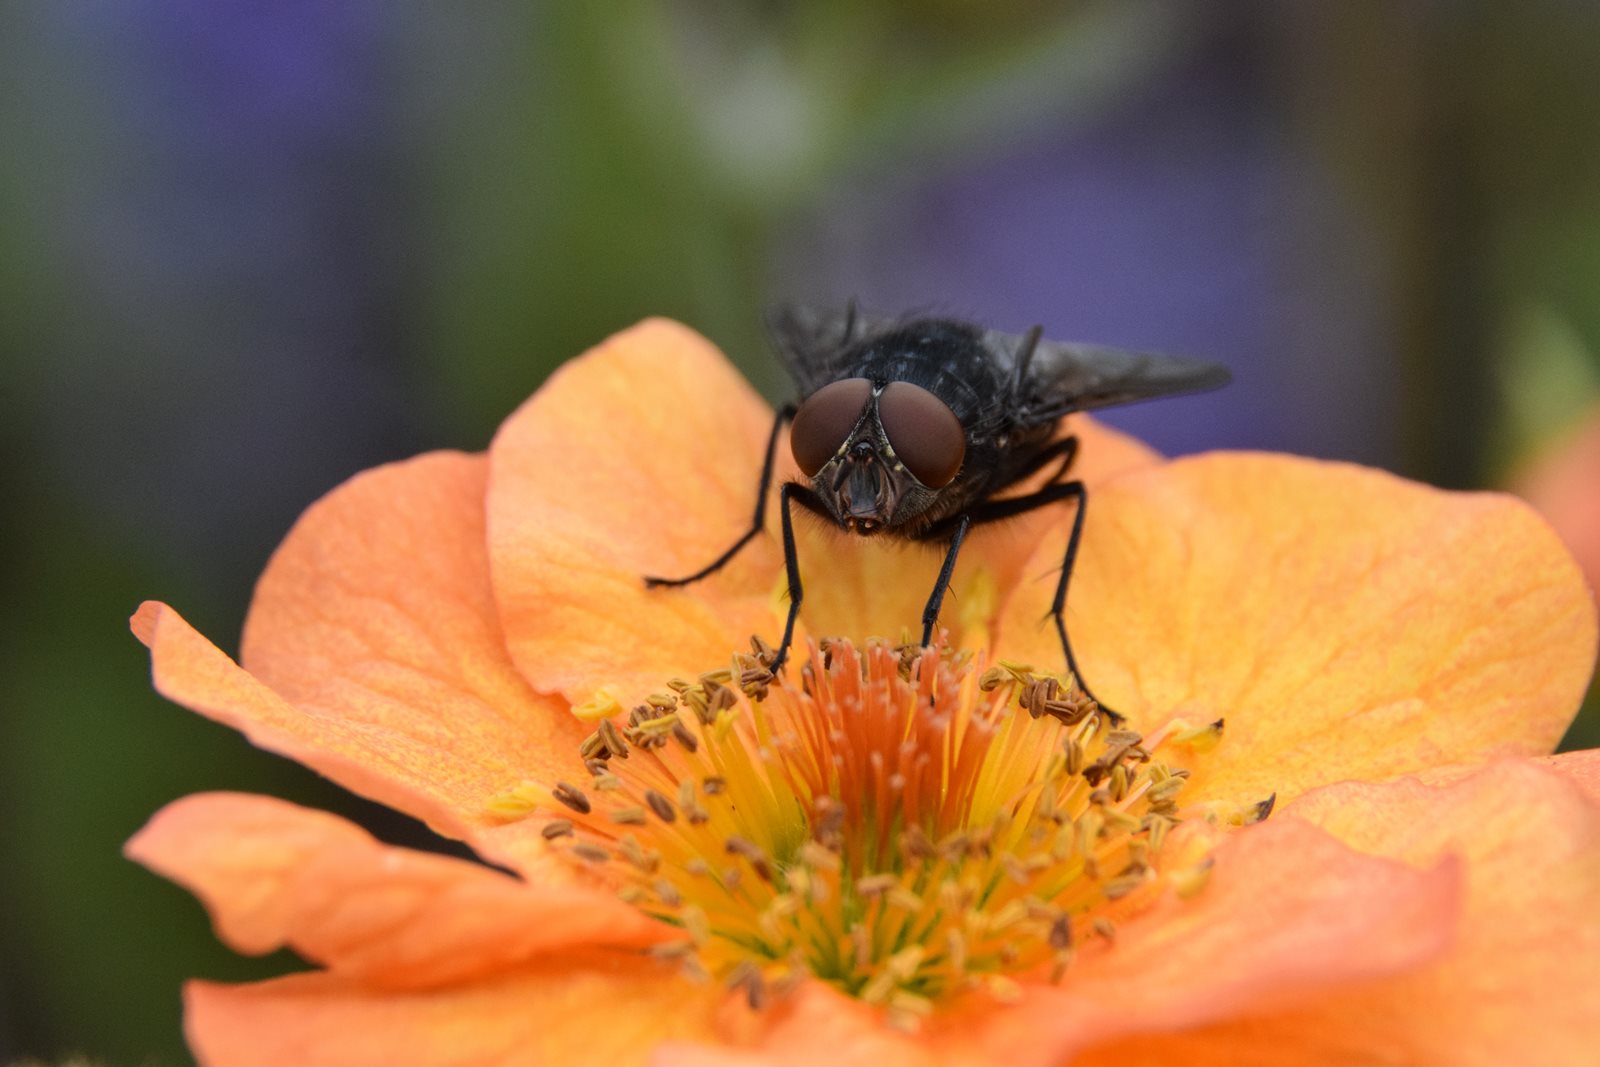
3,3,1598,1062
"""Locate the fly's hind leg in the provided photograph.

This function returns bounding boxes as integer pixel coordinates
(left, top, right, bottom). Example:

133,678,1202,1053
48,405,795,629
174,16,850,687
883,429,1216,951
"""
643,404,795,589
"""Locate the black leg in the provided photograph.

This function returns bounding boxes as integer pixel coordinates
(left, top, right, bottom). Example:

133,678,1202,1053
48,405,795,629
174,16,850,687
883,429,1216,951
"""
922,480,1110,712
770,482,832,674
920,513,971,647
644,404,796,588
1043,481,1109,711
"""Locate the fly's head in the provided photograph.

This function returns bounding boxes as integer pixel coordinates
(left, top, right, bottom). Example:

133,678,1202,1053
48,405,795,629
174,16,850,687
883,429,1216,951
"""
789,377,967,534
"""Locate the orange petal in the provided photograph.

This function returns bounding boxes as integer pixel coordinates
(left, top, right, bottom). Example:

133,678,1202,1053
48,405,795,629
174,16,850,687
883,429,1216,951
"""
134,450,588,874
1076,757,1600,1064
794,416,1159,653
915,814,1459,1066
488,319,783,708
185,951,721,1067
127,793,668,988
1545,747,1600,804
996,452,1598,806
655,982,934,1067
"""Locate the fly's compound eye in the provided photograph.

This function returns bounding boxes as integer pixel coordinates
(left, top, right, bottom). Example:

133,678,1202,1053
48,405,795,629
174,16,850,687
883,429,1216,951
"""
878,381,965,488
791,377,872,476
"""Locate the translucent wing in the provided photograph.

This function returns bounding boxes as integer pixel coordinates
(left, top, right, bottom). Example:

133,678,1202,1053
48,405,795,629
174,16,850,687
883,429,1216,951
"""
981,327,1231,424
765,303,909,397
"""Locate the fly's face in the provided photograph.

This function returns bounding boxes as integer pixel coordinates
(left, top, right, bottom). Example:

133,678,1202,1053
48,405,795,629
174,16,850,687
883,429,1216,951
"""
789,377,967,534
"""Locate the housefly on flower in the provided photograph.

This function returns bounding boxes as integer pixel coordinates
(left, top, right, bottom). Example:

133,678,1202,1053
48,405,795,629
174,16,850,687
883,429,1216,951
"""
645,304,1230,708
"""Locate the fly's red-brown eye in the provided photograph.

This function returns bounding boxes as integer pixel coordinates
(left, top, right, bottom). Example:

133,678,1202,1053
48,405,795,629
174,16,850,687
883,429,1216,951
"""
790,377,873,476
879,381,965,487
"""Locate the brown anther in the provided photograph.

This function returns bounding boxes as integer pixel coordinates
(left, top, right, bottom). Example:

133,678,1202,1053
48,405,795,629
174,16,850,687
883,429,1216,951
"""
571,842,610,864
748,634,779,669
1042,697,1095,726
648,940,696,959
1049,915,1073,950
552,782,591,815
702,776,727,795
672,720,699,752
1083,731,1144,785
583,758,610,776
899,824,935,862
725,836,773,882
610,807,648,826
856,874,899,896
654,879,683,908
739,667,773,698
578,732,609,760
1252,793,1277,822
597,718,630,759
619,836,659,873
1092,917,1116,942
645,789,677,823
1103,874,1145,900
540,819,574,840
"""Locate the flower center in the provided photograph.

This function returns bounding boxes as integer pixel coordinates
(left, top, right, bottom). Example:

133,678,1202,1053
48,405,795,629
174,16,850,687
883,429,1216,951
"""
503,639,1236,1028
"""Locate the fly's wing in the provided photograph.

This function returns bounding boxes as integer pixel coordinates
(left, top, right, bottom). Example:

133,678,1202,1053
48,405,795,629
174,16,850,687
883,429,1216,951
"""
766,303,909,397
981,327,1231,425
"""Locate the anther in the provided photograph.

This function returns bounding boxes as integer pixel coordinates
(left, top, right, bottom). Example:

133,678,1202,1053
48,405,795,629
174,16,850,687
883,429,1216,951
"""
552,781,591,815
645,789,677,823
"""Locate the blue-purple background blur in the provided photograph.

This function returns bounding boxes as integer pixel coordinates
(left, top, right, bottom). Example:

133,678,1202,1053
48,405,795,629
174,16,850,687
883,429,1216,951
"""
3,4,1598,1062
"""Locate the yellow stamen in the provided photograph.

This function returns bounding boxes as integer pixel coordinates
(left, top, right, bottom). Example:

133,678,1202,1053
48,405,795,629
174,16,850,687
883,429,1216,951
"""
517,638,1237,1018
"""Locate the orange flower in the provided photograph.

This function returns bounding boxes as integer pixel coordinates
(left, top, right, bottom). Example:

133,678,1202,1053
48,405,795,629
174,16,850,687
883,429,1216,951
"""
127,320,1599,1065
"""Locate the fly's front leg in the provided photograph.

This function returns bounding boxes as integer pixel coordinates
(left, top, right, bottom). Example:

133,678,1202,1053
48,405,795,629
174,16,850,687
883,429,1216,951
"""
920,513,971,648
938,479,1115,716
769,481,826,675
644,404,795,588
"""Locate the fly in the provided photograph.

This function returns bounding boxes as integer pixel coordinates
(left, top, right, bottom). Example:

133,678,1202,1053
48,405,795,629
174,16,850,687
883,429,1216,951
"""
644,303,1231,710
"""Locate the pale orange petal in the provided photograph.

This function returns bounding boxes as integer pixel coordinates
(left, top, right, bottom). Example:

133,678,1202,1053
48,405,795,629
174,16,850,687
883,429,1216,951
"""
917,814,1459,1066
185,951,721,1067
654,982,933,1067
793,416,1159,653
1076,758,1600,1065
126,793,668,988
488,319,783,708
1545,747,1600,804
133,450,588,875
996,452,1598,806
